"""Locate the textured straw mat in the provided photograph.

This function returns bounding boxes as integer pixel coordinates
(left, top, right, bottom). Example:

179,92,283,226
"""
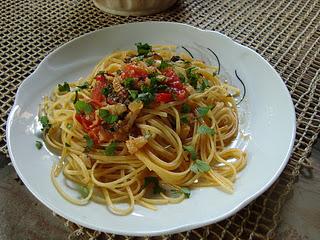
1,0,320,239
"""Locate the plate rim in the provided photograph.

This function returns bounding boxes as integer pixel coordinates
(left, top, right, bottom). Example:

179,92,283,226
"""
6,21,296,236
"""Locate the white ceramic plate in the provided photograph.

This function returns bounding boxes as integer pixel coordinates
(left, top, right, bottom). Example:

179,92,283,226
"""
6,22,296,236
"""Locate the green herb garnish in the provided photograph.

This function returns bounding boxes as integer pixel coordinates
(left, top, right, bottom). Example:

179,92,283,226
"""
99,109,118,124
83,134,94,151
136,43,152,56
104,142,117,156
186,67,199,88
181,103,191,113
39,115,51,131
144,176,163,194
190,160,211,173
66,123,73,129
128,89,138,100
180,187,191,198
158,60,170,70
198,79,210,92
197,125,215,135
58,82,70,92
137,92,154,105
35,141,43,150
77,185,89,198
77,82,89,90
102,85,112,96
145,58,155,66
74,101,93,114
183,145,197,160
178,72,186,83
180,114,189,124
196,105,213,118
124,77,134,88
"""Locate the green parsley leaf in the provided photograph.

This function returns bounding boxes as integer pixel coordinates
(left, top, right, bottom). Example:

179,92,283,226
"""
190,160,211,173
128,90,138,100
58,82,70,92
35,141,43,150
178,72,186,83
83,134,94,151
196,105,213,118
65,143,71,147
102,86,112,96
99,109,118,124
183,145,197,160
197,125,215,135
123,77,134,88
198,79,210,92
180,114,189,124
137,92,154,105
66,123,73,129
39,115,51,131
186,67,199,88
144,176,163,194
145,58,155,66
77,185,89,198
74,101,93,114
180,187,191,198
76,82,89,90
158,60,170,70
181,103,191,113
96,70,105,76
136,43,152,56
171,187,191,198
104,142,117,156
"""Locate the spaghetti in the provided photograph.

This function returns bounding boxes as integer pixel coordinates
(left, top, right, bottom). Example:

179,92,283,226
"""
40,44,247,215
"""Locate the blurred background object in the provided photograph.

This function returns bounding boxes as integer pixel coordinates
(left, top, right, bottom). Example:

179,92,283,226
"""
93,0,178,16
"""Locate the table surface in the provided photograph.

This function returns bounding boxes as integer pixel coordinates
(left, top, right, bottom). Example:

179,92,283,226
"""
0,139,319,240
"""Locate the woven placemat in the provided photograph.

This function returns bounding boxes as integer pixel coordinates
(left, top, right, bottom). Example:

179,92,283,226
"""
1,0,319,239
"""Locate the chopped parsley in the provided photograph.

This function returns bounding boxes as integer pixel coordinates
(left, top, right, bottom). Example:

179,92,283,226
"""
74,100,93,114
190,160,211,173
178,72,186,83
180,114,189,124
102,85,112,96
66,123,73,129
99,109,118,124
128,89,138,100
186,67,199,88
145,58,155,66
144,176,163,194
58,82,70,92
76,82,89,90
77,185,89,198
35,141,43,150
198,79,210,92
171,187,191,198
180,187,191,198
183,145,197,160
137,92,154,105
104,142,117,156
196,105,213,118
197,125,215,135
39,115,51,131
83,134,94,151
136,43,152,56
181,103,191,113
158,60,170,70
123,77,134,88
